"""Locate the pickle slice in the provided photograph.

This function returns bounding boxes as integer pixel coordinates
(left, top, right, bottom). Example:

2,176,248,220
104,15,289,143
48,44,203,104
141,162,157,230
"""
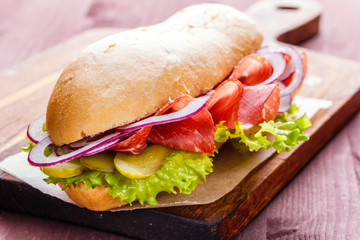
79,151,116,172
40,159,87,178
114,145,172,179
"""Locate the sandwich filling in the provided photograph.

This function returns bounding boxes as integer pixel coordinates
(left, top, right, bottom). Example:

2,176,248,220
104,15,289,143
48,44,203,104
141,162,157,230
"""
23,43,312,207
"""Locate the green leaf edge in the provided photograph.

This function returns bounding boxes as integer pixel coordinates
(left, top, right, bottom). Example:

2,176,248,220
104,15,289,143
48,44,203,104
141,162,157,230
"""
44,150,213,206
214,106,312,153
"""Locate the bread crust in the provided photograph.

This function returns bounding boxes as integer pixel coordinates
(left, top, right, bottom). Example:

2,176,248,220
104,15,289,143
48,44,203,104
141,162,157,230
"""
46,3,262,145
60,182,127,211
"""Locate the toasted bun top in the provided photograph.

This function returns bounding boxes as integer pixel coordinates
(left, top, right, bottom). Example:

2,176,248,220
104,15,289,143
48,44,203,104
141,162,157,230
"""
46,3,262,145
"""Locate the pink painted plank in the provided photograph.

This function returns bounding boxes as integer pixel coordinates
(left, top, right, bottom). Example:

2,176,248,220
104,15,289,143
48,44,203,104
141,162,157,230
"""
0,0,255,70
301,0,360,62
0,0,93,70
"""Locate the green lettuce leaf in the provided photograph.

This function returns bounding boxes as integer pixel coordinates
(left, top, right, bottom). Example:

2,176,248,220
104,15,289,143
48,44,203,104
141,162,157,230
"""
21,139,36,153
214,108,312,153
44,150,213,205
42,122,47,132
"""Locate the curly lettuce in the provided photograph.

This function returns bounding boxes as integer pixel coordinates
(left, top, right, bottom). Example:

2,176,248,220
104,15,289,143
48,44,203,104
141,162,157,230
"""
44,150,213,205
215,107,312,153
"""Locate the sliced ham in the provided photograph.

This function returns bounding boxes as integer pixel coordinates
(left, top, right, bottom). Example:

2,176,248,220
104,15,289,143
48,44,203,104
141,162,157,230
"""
111,95,215,154
207,79,280,129
148,95,215,154
110,127,151,154
110,97,183,154
229,54,273,86
237,84,280,128
206,79,243,128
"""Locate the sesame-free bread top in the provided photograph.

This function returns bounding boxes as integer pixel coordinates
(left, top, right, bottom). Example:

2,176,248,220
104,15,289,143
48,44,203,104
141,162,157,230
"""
46,3,262,145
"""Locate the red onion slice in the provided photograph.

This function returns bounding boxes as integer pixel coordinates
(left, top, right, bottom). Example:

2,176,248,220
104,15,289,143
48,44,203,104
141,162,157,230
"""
118,92,212,132
28,132,125,167
258,52,286,85
279,94,293,113
82,130,138,156
28,92,211,166
68,130,134,150
68,135,102,150
257,44,304,97
277,60,295,82
82,138,124,156
27,115,48,143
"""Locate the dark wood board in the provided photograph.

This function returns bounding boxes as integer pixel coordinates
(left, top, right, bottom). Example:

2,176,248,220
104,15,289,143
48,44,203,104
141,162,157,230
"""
1,1,359,239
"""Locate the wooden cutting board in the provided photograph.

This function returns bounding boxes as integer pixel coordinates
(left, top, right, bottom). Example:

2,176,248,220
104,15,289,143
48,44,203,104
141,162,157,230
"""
0,1,359,239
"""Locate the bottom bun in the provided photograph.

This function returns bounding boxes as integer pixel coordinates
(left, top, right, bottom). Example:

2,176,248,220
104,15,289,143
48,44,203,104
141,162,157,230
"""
59,182,127,211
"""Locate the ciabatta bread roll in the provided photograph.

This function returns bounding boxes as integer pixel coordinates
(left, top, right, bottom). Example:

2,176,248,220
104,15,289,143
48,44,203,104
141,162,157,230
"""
46,3,262,146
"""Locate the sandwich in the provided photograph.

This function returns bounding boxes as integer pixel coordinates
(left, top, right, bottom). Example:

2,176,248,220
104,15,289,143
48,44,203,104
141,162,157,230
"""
23,3,311,211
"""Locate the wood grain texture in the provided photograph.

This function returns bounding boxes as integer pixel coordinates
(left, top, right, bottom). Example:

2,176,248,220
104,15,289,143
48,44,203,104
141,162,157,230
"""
0,0,360,239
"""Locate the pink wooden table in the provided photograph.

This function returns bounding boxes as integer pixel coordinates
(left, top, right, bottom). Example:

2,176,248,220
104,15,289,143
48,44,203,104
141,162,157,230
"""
0,0,359,239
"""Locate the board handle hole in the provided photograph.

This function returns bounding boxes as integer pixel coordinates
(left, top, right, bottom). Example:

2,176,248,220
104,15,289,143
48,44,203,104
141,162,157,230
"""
277,5,299,10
